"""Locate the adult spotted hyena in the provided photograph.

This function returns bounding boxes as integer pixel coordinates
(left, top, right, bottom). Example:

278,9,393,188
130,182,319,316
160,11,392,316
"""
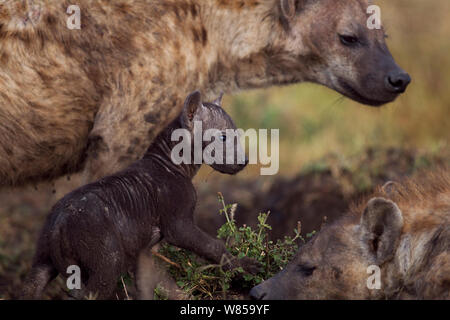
250,171,450,300
0,0,410,186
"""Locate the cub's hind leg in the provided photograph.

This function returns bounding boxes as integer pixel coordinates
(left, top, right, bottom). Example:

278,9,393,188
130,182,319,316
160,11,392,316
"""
21,263,58,300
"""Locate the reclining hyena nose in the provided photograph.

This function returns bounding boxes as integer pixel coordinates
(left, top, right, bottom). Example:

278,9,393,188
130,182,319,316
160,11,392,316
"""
385,71,411,94
249,285,267,300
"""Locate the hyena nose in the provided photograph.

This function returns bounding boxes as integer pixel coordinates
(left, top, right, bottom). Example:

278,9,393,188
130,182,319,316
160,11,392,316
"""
385,71,411,94
249,286,267,300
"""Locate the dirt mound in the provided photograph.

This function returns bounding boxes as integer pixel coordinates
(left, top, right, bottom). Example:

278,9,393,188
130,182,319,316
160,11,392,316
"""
195,148,448,239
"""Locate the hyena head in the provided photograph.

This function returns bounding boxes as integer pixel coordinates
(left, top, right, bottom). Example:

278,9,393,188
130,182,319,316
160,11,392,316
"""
250,197,404,299
275,0,411,106
180,91,248,174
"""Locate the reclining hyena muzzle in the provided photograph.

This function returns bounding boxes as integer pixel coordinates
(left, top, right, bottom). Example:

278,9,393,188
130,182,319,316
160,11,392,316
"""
251,171,450,300
21,91,259,300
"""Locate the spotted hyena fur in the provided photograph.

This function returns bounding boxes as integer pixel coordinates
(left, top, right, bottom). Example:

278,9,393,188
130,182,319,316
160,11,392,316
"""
251,170,450,300
0,0,409,186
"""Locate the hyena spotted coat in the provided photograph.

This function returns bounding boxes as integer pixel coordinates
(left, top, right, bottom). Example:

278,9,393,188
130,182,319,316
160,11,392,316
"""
0,0,410,186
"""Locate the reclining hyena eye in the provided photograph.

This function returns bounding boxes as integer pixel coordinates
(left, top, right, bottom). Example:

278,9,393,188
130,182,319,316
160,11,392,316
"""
339,34,359,47
219,134,227,142
296,265,316,276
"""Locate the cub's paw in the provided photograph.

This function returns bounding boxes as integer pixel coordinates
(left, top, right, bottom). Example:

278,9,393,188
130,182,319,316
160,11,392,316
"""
237,257,262,275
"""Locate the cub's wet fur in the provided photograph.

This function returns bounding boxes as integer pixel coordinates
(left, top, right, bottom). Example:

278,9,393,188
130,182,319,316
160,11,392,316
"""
21,91,259,299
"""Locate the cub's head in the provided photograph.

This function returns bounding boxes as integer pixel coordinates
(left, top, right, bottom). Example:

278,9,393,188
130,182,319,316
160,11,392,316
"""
274,0,411,106
177,91,248,174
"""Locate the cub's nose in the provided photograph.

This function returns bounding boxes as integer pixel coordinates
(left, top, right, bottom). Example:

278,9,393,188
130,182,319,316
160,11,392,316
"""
385,71,411,93
249,285,267,300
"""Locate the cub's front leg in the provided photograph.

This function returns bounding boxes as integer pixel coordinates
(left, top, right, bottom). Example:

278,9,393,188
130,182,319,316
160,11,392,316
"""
162,215,261,275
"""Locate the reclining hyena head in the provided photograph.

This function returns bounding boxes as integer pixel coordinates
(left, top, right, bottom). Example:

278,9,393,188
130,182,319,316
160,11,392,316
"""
273,0,410,106
174,91,247,175
251,172,450,300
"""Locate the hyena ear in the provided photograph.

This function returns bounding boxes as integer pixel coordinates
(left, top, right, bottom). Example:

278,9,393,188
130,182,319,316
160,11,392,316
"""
213,93,224,107
182,90,202,127
360,198,404,265
381,181,401,197
280,0,306,20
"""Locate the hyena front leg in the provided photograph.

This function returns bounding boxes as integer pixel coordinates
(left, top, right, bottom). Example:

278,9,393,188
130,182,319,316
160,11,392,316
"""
82,91,181,182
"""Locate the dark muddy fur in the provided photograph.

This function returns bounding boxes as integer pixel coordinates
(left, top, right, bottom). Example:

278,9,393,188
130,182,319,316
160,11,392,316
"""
21,91,259,300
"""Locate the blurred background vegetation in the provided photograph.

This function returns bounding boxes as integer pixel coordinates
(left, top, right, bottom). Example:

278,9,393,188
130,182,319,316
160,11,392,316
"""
213,0,449,175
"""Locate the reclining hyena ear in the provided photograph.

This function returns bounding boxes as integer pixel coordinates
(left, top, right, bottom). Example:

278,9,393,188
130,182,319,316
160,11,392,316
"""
381,181,401,197
182,90,202,129
360,198,404,265
213,93,224,107
280,0,307,20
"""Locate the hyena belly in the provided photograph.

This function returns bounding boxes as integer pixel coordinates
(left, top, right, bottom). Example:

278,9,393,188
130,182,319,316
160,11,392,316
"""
0,44,98,186
0,1,198,186
0,1,152,186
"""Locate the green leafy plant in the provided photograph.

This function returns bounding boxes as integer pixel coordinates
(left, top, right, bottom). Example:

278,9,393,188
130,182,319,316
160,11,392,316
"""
157,193,313,299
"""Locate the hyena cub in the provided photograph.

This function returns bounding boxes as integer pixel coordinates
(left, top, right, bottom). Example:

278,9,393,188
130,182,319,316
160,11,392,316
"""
22,91,259,299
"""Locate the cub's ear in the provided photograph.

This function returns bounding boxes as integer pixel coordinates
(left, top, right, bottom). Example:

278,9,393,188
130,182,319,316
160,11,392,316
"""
381,181,401,197
360,197,404,265
213,92,224,107
280,0,307,20
182,90,202,127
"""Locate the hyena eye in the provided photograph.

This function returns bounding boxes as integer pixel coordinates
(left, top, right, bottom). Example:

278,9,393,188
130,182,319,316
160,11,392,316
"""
296,265,316,276
339,34,359,46
219,134,227,142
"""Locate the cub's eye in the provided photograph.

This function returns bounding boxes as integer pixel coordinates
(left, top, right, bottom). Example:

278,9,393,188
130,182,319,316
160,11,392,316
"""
339,34,359,46
219,134,227,142
296,265,316,276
